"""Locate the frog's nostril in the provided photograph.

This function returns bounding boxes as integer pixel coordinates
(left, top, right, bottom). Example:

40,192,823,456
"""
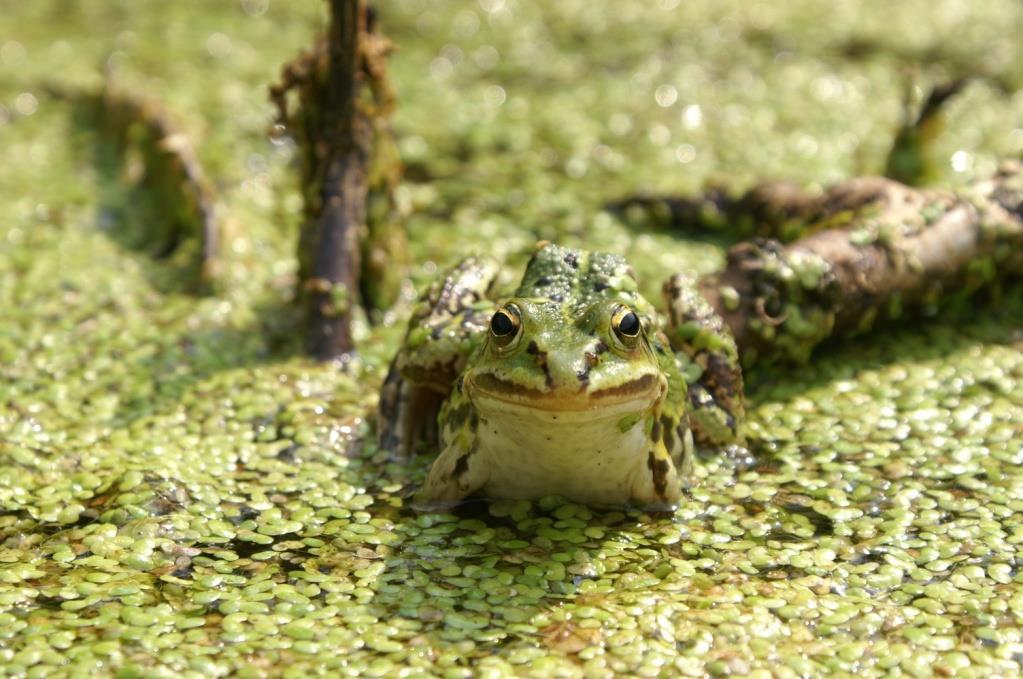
526,340,553,389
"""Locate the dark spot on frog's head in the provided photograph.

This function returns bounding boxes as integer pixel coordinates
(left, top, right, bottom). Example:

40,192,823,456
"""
549,293,564,303
576,367,590,385
430,325,444,340
564,252,579,268
535,276,552,286
526,340,540,355
593,340,608,355
675,423,689,455
592,281,609,293
651,419,662,443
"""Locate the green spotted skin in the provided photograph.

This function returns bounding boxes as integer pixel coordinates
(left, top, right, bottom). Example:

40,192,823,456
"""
662,273,746,451
379,242,745,510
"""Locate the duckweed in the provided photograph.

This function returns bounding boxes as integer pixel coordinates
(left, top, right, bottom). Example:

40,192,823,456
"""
2,0,1023,676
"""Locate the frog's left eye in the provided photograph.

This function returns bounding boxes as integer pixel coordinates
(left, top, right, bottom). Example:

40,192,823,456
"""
611,305,642,347
489,304,522,349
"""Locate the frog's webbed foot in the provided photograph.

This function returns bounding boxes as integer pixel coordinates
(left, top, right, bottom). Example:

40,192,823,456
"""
413,441,489,511
662,273,746,450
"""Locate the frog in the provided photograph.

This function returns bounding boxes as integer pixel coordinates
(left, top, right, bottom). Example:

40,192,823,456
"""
378,241,745,511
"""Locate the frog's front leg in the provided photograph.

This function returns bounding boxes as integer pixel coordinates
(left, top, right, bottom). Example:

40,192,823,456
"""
412,386,490,510
631,415,688,511
662,274,746,451
378,256,499,458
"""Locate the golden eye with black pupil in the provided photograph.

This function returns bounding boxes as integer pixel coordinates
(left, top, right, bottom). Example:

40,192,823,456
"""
612,306,641,346
489,305,521,348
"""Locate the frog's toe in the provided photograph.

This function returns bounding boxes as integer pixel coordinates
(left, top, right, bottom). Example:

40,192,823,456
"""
630,449,682,511
408,494,462,513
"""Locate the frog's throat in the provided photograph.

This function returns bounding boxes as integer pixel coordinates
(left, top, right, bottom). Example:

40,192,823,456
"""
465,373,665,413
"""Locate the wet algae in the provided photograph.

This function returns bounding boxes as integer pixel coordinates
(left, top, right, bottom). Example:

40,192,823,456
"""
2,1,1023,676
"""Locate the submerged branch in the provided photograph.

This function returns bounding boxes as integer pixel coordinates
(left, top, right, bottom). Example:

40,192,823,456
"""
695,161,1023,366
49,76,220,289
884,77,970,187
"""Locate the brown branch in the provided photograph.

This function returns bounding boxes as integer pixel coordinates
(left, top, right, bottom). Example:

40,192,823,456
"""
271,1,404,358
49,76,220,288
696,161,1023,366
608,182,826,243
271,1,371,360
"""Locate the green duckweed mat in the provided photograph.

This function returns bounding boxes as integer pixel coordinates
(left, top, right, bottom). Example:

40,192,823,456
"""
2,1,1023,676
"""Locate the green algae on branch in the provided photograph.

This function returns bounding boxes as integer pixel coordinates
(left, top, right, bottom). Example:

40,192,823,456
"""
360,8,411,316
619,159,1023,367
699,160,1023,366
48,75,221,290
271,0,406,360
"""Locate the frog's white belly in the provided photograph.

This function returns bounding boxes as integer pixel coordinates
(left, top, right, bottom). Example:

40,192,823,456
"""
473,398,668,506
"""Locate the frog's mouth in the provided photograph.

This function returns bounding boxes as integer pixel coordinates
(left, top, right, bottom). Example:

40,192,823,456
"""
466,372,664,412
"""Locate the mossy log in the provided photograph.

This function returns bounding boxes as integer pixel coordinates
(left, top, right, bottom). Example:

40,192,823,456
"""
271,1,405,360
693,161,1023,366
271,0,369,360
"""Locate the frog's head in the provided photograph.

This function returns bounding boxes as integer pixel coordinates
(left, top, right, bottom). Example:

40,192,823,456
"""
464,243,667,415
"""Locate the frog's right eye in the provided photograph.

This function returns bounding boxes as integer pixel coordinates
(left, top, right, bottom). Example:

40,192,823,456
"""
610,304,643,349
489,305,521,348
